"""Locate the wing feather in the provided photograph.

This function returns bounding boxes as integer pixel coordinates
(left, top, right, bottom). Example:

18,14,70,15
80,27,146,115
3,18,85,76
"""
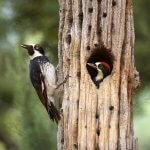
30,57,60,123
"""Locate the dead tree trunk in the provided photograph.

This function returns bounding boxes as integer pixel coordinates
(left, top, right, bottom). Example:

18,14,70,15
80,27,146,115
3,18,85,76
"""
57,0,140,149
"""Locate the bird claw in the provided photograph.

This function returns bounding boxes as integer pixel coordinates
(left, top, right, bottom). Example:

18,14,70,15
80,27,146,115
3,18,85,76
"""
56,74,70,89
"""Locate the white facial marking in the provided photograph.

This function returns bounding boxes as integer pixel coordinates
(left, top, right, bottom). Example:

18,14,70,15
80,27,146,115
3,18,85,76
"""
95,62,101,71
95,62,100,66
29,44,43,60
30,50,43,60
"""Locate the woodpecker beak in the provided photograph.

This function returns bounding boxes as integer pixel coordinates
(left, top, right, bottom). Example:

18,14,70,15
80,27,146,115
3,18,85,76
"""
87,63,97,70
21,44,31,50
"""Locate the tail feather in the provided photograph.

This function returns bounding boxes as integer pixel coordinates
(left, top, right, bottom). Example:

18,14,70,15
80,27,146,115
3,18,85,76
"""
48,102,60,123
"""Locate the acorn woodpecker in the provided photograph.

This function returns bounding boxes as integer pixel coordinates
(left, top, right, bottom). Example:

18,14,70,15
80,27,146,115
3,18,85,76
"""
87,62,111,88
21,44,60,123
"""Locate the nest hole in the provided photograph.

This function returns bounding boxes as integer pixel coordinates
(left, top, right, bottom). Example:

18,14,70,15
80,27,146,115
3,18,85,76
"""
103,12,107,17
112,0,117,6
109,105,114,111
95,113,99,119
73,144,78,149
86,48,114,88
97,129,100,136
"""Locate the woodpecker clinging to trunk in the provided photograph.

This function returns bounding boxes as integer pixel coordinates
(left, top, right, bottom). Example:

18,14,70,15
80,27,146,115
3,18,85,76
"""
87,62,111,88
21,44,60,123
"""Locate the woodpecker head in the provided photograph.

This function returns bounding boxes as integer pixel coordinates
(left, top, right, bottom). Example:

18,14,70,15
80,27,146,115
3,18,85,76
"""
87,61,111,77
21,44,45,59
87,61,111,88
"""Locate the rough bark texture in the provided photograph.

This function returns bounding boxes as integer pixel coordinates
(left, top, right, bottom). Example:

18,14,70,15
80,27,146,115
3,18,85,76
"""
57,0,140,149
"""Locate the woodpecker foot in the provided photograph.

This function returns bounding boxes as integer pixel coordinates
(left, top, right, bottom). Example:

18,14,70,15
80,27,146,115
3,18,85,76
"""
56,74,70,89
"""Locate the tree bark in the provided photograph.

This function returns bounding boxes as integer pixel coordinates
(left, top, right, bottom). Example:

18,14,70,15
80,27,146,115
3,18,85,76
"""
57,0,140,149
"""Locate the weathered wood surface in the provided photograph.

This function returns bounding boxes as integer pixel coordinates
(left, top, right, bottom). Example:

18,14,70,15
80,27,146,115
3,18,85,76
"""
57,0,139,149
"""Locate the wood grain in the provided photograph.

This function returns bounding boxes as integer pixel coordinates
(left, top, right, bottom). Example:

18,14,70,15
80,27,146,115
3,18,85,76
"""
57,0,139,149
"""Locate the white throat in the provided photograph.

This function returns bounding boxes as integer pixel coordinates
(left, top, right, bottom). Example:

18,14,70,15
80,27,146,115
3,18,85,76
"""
30,50,43,60
95,70,103,81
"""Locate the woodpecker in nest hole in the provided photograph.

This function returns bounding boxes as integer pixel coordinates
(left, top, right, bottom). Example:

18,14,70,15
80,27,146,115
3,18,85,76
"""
21,44,62,123
87,62,111,88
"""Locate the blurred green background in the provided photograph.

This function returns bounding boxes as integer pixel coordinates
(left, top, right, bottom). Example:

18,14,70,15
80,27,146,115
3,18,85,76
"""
0,0,149,150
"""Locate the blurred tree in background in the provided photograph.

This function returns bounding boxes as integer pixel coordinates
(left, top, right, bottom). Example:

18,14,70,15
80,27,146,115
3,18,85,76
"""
0,0,58,150
134,1,150,149
0,0,150,150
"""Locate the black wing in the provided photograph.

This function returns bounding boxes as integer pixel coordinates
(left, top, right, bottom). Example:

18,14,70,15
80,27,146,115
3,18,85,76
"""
29,57,60,123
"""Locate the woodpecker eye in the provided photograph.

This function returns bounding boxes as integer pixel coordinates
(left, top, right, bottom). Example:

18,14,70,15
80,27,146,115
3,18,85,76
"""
95,63,102,70
97,64,101,69
34,44,45,55
34,45,40,50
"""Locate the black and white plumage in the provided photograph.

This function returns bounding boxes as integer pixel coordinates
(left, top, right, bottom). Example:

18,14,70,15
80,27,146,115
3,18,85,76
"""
21,44,60,123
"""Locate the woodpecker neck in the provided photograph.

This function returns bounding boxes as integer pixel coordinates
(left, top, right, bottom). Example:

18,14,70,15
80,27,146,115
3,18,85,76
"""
95,70,103,81
30,50,43,60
